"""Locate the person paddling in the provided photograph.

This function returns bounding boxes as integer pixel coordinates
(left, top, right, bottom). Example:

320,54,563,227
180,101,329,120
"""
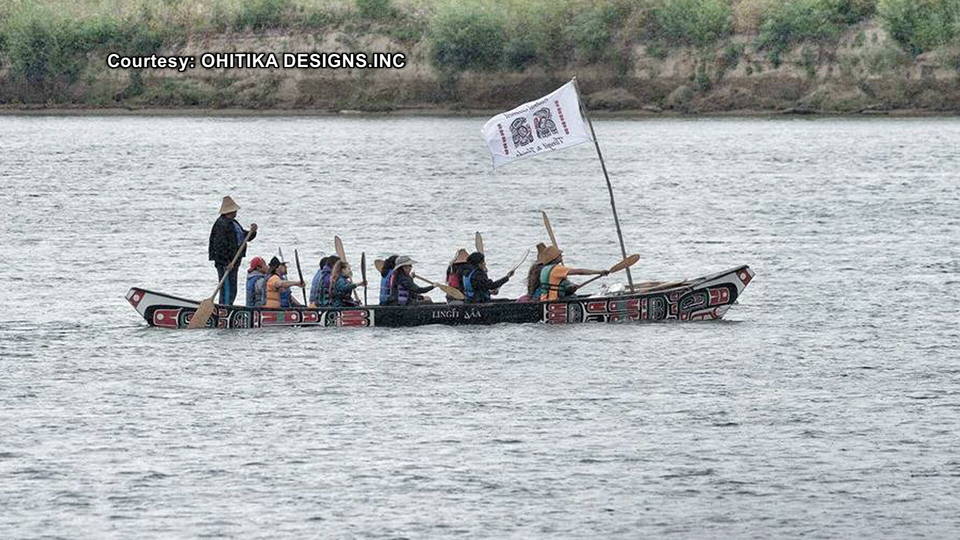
522,243,548,302
309,256,333,307
461,252,514,304
386,256,434,306
329,260,367,307
445,248,469,303
245,256,268,308
208,196,257,305
378,255,398,305
533,246,608,301
264,256,304,309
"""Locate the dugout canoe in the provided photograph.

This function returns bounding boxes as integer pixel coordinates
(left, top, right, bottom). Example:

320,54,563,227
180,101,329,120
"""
125,265,754,329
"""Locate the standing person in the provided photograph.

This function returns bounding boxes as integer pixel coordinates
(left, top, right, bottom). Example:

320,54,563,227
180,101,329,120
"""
385,256,434,306
264,257,303,309
245,256,268,308
445,248,469,302
208,196,257,305
461,252,514,303
329,261,366,307
534,246,608,301
377,255,398,305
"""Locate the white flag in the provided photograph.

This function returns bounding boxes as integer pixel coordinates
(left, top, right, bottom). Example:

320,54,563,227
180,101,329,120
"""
481,80,593,168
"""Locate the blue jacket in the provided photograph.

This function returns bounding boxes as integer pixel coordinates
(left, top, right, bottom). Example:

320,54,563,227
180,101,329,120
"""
245,271,267,307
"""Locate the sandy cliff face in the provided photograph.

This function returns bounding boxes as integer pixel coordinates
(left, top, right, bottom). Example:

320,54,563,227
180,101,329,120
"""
3,20,960,112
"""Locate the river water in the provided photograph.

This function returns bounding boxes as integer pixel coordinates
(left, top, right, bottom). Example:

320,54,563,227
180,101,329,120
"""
0,114,958,538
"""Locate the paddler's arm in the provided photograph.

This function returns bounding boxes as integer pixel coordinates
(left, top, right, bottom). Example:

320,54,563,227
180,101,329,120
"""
401,273,433,294
566,268,609,276
279,279,304,289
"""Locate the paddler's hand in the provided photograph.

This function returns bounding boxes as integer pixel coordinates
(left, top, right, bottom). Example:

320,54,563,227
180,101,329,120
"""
601,270,610,276
506,269,515,278
299,280,305,287
250,223,258,232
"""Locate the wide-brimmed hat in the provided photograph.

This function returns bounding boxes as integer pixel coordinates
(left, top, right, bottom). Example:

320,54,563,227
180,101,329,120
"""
538,245,562,265
452,248,469,264
247,256,266,272
219,196,240,215
394,255,416,269
268,256,287,269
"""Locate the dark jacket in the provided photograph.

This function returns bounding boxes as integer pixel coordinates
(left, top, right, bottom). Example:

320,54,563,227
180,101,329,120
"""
460,264,509,303
387,270,433,305
208,215,256,266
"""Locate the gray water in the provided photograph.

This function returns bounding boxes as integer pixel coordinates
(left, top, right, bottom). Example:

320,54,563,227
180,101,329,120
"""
0,114,958,538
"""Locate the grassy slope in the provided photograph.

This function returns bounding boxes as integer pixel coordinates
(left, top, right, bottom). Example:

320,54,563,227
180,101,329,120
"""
1,0,959,112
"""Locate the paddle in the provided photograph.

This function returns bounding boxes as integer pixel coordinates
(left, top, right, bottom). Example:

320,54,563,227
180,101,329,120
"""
361,252,368,306
334,235,361,303
541,210,559,248
509,249,531,274
413,274,465,301
188,230,255,329
574,254,641,291
294,249,307,306
475,231,484,254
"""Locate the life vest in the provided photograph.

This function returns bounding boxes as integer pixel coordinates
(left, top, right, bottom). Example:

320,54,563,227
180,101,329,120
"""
379,269,394,305
280,286,292,308
538,263,570,301
388,269,410,305
446,266,462,290
463,268,491,303
265,274,283,308
309,268,324,307
246,271,267,307
317,265,333,306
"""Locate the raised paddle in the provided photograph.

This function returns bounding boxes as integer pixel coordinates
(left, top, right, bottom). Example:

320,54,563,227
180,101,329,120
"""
294,249,308,306
361,251,368,306
413,274,465,301
574,254,641,291
509,249,531,274
475,231,484,254
334,235,361,303
541,210,559,248
188,230,255,329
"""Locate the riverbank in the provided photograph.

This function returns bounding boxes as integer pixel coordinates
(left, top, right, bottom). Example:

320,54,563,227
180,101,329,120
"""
4,1,960,113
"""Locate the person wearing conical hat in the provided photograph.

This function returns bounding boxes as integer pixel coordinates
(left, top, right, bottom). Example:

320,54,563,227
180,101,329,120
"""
385,256,434,306
444,248,469,303
532,245,608,302
208,196,258,305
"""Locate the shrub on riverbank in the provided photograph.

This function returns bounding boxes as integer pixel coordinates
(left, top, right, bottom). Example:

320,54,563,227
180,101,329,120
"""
650,0,733,46
878,0,960,54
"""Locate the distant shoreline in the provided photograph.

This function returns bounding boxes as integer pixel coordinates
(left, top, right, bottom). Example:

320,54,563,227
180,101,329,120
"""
1,105,956,118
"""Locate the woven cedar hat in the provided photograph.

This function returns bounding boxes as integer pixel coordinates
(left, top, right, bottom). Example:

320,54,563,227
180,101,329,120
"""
537,245,562,265
219,196,240,215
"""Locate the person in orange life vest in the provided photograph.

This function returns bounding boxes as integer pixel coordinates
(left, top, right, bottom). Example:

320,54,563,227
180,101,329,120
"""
264,256,304,309
386,256,434,306
533,245,608,301
445,248,469,303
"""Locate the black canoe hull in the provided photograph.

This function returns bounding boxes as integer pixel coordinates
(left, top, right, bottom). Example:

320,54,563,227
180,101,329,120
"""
125,265,754,329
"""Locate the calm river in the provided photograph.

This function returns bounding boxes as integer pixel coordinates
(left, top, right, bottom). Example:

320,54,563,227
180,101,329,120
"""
0,114,958,538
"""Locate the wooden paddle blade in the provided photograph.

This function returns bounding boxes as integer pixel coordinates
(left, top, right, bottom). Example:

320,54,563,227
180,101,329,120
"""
294,249,308,306
541,210,559,248
187,299,215,329
609,254,640,273
438,283,466,301
334,236,346,261
475,231,484,254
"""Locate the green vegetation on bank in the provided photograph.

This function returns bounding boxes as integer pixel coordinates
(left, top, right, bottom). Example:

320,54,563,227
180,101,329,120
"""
2,0,960,105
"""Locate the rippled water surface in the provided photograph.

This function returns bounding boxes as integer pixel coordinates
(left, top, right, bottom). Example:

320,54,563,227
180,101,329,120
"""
1,114,958,538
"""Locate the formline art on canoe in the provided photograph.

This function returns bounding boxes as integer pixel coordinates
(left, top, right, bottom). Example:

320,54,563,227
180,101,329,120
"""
126,265,754,329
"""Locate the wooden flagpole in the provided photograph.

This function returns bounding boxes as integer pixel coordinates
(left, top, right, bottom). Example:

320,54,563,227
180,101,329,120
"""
571,77,634,289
